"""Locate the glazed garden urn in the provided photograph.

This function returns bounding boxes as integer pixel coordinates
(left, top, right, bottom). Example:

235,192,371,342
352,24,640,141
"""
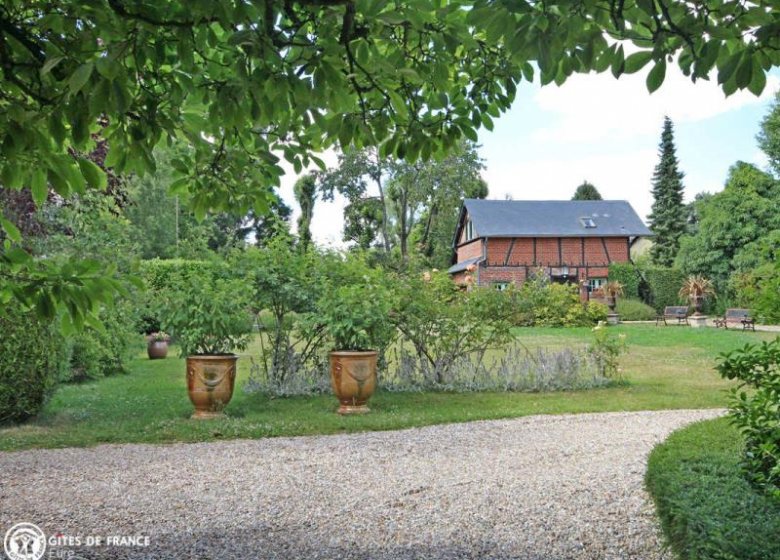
329,351,378,414
186,355,238,419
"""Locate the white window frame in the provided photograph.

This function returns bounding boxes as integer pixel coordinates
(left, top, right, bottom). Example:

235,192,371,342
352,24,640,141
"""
587,278,607,293
465,219,474,241
493,282,510,292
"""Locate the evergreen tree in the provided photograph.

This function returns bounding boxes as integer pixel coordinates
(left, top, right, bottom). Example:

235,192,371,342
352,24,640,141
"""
648,117,687,266
293,173,317,251
571,181,602,200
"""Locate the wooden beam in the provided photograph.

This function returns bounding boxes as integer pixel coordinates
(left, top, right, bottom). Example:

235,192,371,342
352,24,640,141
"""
600,237,611,264
503,238,516,266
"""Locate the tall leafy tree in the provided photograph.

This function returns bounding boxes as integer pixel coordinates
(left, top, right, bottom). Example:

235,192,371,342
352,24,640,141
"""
757,91,780,177
648,117,687,266
2,1,779,325
571,181,603,200
676,162,780,292
293,173,318,251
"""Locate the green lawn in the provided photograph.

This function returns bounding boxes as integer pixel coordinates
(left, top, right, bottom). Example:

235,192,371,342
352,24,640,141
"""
646,418,780,559
0,325,774,451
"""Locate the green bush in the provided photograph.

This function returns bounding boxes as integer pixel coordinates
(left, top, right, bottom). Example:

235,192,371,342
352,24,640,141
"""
717,338,780,499
64,303,140,382
615,298,657,321
608,263,641,299
513,278,606,327
646,418,780,560
137,258,228,333
0,304,70,424
642,266,687,312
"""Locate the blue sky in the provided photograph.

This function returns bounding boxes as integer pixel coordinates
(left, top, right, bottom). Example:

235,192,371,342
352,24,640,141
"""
279,67,779,246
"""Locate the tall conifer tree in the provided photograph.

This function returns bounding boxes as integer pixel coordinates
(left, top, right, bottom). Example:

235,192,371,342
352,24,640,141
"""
571,181,603,200
648,117,687,266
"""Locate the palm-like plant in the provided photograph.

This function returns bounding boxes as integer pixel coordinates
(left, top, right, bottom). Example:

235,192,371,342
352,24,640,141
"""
679,275,716,315
598,280,624,312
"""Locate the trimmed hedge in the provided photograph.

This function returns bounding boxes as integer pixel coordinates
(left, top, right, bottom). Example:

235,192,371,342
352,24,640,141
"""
642,266,686,312
615,298,657,321
608,262,641,299
646,418,780,560
0,304,70,424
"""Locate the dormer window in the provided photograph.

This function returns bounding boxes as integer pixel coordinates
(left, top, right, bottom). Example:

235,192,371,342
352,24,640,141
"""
465,219,475,241
580,217,597,229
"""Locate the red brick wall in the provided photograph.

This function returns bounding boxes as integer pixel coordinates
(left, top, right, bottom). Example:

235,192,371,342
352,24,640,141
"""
479,266,528,285
604,237,629,262
561,238,581,266
456,239,483,262
535,238,558,266
584,238,608,265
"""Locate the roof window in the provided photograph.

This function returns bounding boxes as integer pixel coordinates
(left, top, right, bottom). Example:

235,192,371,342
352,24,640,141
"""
580,217,597,228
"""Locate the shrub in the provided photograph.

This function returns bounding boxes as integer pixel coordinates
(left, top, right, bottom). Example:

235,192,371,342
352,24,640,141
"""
137,258,228,334
161,273,254,356
717,338,780,499
64,304,140,382
588,323,627,380
0,304,69,423
384,342,611,393
642,266,687,312
391,271,515,383
608,262,641,299
646,418,780,560
615,298,657,320
513,276,606,327
731,262,780,324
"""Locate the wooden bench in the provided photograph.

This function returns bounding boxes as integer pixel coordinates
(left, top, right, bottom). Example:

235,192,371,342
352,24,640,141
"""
714,308,755,331
656,306,690,326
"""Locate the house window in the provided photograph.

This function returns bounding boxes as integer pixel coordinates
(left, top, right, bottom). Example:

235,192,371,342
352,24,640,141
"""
493,282,510,291
588,278,607,293
465,219,475,241
580,217,597,228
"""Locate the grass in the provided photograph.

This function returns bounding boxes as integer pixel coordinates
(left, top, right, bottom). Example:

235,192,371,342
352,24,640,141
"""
0,324,774,451
646,417,780,560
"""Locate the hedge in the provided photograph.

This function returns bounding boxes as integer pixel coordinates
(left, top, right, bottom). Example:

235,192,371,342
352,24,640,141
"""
646,418,780,560
0,303,70,424
642,267,687,312
608,262,641,299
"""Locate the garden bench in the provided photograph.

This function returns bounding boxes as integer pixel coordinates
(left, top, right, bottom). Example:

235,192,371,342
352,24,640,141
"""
714,308,755,331
656,306,689,326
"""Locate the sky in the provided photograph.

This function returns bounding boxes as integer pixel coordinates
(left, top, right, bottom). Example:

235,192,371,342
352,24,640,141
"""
276,65,780,247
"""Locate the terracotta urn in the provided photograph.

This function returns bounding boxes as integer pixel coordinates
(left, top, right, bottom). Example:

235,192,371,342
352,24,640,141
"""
329,351,378,414
147,340,168,360
186,355,237,419
606,296,617,312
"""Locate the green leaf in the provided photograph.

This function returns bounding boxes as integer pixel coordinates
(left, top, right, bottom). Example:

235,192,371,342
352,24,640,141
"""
68,62,94,94
611,45,625,78
624,51,653,74
40,56,64,77
30,169,48,205
77,158,107,190
718,51,742,85
734,55,753,89
646,58,667,94
747,59,766,96
1,218,21,242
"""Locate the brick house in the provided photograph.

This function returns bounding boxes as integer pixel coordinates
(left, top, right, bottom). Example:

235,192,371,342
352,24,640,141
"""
448,199,652,296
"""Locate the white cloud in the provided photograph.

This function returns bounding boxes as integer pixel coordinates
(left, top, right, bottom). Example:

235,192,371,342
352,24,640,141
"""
532,69,779,144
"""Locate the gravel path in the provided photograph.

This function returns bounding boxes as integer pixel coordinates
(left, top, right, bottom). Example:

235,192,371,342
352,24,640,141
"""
0,409,722,559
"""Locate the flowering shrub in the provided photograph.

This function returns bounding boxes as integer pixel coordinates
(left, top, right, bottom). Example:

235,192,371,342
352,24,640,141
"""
588,322,627,380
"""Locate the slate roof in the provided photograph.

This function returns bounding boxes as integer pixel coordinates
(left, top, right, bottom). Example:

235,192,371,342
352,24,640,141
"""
447,256,483,274
459,199,652,239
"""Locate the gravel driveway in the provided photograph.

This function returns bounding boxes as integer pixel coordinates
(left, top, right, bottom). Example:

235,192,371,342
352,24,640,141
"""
0,409,722,559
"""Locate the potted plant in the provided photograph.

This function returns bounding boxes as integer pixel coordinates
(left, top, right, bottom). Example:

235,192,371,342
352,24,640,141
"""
679,275,716,328
146,331,170,359
162,277,253,419
598,281,624,324
314,277,393,414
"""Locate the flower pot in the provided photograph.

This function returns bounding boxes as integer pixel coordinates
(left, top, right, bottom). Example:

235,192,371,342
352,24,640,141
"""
329,351,378,414
606,296,616,312
186,355,238,419
692,295,704,315
147,340,168,360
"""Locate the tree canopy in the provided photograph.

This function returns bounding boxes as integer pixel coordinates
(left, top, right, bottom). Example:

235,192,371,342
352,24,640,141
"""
571,181,602,200
2,0,780,326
